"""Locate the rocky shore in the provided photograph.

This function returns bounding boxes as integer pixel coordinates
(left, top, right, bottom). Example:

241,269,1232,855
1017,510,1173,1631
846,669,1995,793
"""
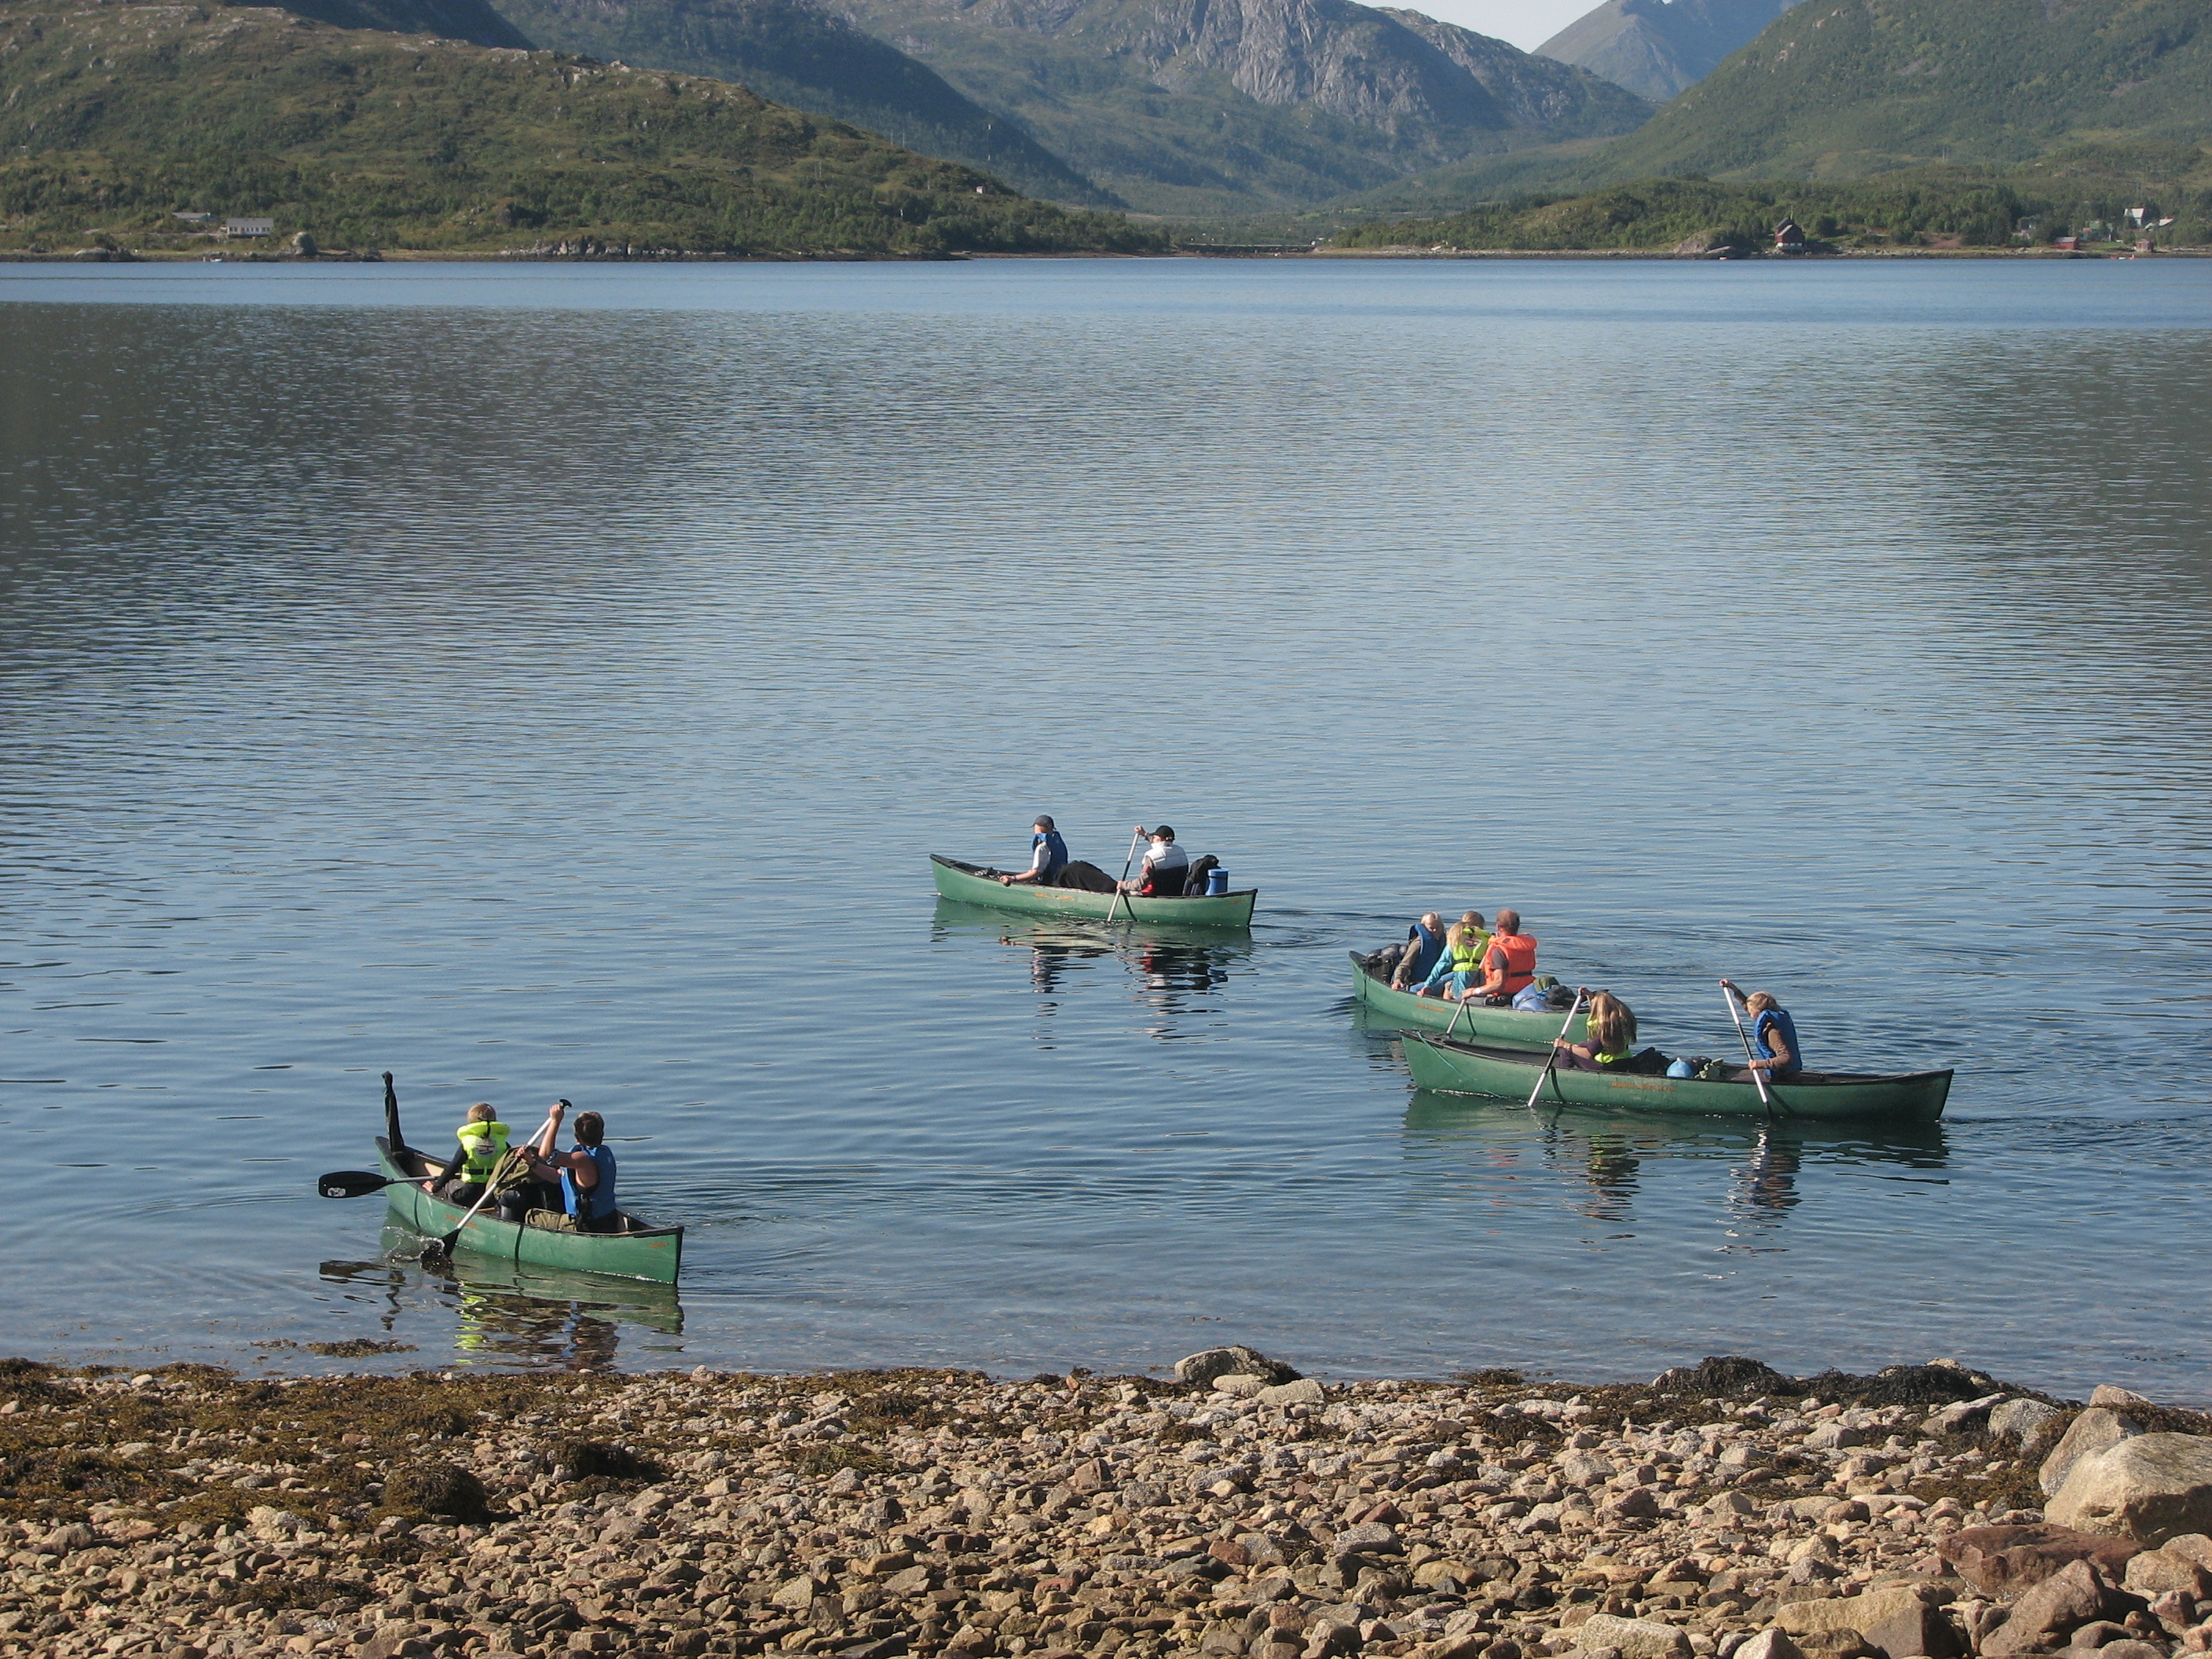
7,1350,2212,1659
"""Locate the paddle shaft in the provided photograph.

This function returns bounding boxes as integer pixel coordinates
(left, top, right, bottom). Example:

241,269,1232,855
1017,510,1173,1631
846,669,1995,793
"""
1722,983,1778,1115
1524,990,1588,1114
1102,827,1143,925
431,1148,524,1254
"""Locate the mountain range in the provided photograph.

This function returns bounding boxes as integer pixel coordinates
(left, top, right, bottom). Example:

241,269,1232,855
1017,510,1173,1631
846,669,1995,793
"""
503,0,1656,213
1536,0,1800,103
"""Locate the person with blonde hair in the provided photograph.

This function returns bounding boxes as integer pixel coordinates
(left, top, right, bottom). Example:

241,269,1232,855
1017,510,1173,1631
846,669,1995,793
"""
1723,980,1804,1081
1555,991,1637,1071
1417,911,1492,999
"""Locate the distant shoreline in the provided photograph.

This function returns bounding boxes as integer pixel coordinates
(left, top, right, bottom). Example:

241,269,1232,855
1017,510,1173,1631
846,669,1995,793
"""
5,247,2203,266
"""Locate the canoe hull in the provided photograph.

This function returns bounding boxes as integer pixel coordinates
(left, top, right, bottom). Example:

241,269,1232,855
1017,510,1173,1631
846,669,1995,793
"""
1350,951,1587,1049
1401,1037,1951,1124
376,1140,683,1284
932,855,1255,928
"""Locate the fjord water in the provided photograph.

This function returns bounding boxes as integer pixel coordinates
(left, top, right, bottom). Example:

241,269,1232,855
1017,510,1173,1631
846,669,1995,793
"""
2,259,2209,1393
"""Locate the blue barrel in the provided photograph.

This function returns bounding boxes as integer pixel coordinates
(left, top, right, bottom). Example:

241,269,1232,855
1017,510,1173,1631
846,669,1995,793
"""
1205,867,1229,896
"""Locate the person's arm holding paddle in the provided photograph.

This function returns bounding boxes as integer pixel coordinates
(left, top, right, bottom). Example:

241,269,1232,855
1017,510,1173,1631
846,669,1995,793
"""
1722,980,1800,1081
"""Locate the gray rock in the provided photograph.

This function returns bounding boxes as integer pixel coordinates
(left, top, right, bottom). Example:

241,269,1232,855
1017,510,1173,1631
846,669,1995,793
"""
1258,1378,1324,1406
1927,1394,2009,1435
1992,1399,2064,1447
1215,1373,1269,1398
1776,1585,1961,1659
1805,1423,1870,1451
1574,1617,1691,1659
1328,1521,1401,1558
1175,1346,1301,1388
2087,1644,2166,1659
2090,1386,2158,1410
2042,1410,2146,1497
1731,1634,1807,1659
2049,1434,2212,1544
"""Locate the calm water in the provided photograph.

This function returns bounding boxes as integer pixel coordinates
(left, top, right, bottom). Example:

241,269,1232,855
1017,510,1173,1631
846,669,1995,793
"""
2,258,2210,1395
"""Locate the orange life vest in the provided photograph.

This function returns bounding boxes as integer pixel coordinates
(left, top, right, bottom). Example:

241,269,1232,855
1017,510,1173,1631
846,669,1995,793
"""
1485,932,1538,995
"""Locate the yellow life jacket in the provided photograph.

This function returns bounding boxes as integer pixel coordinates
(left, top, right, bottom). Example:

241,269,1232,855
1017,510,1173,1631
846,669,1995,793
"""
1448,929,1492,973
456,1119,511,1181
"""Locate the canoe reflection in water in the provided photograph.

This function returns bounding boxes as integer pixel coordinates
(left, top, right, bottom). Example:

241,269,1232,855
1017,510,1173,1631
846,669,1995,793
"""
320,1241,683,1372
1401,1093,1948,1250
932,898,1250,1039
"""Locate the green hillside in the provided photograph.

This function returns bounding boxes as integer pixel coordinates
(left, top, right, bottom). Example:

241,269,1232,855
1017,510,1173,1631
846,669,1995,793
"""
1331,148,2212,251
488,0,1110,203
1600,0,2212,180
0,0,1158,254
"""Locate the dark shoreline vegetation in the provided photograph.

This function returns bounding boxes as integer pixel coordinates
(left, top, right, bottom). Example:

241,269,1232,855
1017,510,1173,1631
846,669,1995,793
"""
0,0,1160,257
1326,159,2212,255
9,1347,2212,1659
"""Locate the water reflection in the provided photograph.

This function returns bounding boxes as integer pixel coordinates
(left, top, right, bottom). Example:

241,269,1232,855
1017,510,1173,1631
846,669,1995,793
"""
930,898,1252,1041
1401,1091,1951,1251
320,1243,683,1372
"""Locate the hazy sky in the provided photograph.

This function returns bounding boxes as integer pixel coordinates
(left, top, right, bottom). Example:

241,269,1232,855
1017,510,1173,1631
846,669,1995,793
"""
1421,0,1605,51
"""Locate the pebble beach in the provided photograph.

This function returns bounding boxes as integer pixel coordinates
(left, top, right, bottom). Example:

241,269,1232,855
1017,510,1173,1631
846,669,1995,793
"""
10,1347,2212,1659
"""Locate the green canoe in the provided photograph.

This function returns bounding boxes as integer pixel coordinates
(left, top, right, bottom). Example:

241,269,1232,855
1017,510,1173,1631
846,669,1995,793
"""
1401,1035,1953,1124
376,1137,684,1284
931,855,1256,928
1350,950,1588,1049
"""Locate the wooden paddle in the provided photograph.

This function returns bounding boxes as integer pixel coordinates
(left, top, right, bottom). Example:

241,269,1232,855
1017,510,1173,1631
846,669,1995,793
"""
1721,980,1780,1118
1101,826,1143,925
1523,988,1588,1115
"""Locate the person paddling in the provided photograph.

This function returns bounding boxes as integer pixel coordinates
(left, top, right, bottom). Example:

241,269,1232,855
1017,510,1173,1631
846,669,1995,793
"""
1120,826,1189,895
515,1104,620,1234
1723,980,1804,1082
1459,908,1538,1004
1000,815,1070,887
1555,991,1635,1071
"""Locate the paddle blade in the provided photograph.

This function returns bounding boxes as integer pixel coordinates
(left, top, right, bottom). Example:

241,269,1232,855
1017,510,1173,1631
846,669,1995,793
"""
317,1170,390,1198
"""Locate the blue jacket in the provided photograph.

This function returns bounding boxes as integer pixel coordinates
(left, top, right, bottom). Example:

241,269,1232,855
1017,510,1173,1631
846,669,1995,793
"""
562,1144,618,1221
1752,1007,1804,1079
1402,920,1444,982
1034,828,1069,876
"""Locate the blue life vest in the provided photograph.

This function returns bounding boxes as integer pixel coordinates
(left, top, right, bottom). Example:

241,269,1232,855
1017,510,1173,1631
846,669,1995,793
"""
1034,829,1068,876
1404,920,1444,980
1753,1007,1804,1078
562,1144,617,1221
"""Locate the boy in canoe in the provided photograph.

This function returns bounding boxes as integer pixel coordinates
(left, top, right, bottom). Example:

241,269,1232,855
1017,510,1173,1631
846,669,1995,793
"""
509,1102,621,1233
428,1102,511,1207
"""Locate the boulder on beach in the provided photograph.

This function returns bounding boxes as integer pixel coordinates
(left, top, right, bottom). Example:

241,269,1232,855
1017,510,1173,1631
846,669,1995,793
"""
2040,1407,2143,1496
1172,1344,1301,1388
2048,1432,2212,1544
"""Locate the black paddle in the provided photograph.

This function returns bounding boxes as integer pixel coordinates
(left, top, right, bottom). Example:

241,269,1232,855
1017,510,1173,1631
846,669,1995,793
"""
317,1169,418,1199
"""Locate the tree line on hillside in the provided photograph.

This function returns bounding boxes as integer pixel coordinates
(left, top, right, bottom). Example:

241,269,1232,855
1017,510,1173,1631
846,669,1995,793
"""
0,156,1161,255
1329,170,2212,252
